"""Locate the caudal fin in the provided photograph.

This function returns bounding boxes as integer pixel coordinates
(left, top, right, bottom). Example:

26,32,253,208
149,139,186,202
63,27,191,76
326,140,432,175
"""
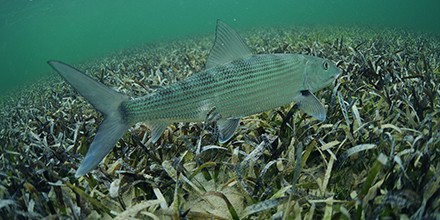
48,61,130,177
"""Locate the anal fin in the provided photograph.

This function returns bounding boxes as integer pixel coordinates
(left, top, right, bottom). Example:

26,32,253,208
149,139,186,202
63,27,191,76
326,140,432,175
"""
217,118,240,143
149,121,169,143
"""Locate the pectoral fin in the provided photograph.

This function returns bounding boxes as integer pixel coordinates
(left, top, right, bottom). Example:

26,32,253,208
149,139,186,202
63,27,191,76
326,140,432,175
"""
217,118,240,143
297,90,326,121
148,121,169,143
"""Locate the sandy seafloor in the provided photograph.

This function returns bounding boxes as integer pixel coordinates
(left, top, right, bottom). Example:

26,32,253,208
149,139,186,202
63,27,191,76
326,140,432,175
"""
0,26,439,219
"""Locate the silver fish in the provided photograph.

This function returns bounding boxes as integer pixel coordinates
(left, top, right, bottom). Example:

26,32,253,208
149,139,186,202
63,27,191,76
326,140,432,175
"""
48,20,340,177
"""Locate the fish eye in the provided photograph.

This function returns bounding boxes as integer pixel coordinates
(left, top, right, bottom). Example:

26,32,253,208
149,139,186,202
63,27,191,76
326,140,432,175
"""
322,61,329,70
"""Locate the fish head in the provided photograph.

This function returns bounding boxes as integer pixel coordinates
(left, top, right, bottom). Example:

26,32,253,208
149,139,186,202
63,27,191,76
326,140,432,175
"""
303,55,340,92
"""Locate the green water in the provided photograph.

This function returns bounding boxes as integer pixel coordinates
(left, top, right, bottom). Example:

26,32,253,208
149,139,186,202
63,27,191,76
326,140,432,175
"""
0,0,439,96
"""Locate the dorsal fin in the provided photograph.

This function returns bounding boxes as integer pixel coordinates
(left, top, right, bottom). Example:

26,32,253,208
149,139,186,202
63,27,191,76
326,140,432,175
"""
206,20,253,69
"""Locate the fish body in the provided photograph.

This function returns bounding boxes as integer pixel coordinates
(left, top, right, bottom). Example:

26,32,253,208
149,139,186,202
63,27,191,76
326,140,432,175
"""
48,20,340,177
124,54,334,123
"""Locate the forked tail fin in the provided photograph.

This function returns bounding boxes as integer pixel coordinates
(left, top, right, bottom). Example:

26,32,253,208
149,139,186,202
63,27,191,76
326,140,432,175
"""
48,61,130,177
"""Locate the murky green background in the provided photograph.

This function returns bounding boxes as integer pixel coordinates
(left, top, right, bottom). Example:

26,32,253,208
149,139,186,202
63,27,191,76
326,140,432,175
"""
0,0,439,96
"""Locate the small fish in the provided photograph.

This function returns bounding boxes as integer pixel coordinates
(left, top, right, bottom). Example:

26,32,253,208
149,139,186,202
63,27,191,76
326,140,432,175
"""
48,20,340,177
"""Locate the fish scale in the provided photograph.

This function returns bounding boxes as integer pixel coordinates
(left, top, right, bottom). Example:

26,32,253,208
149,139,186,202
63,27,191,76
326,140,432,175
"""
123,54,300,122
48,20,340,177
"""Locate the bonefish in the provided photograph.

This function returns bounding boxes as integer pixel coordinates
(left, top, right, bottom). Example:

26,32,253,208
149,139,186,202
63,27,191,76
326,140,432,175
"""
48,20,340,177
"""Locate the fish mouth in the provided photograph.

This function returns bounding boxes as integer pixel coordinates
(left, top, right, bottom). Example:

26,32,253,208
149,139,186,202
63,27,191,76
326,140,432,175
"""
330,72,341,86
334,69,342,79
